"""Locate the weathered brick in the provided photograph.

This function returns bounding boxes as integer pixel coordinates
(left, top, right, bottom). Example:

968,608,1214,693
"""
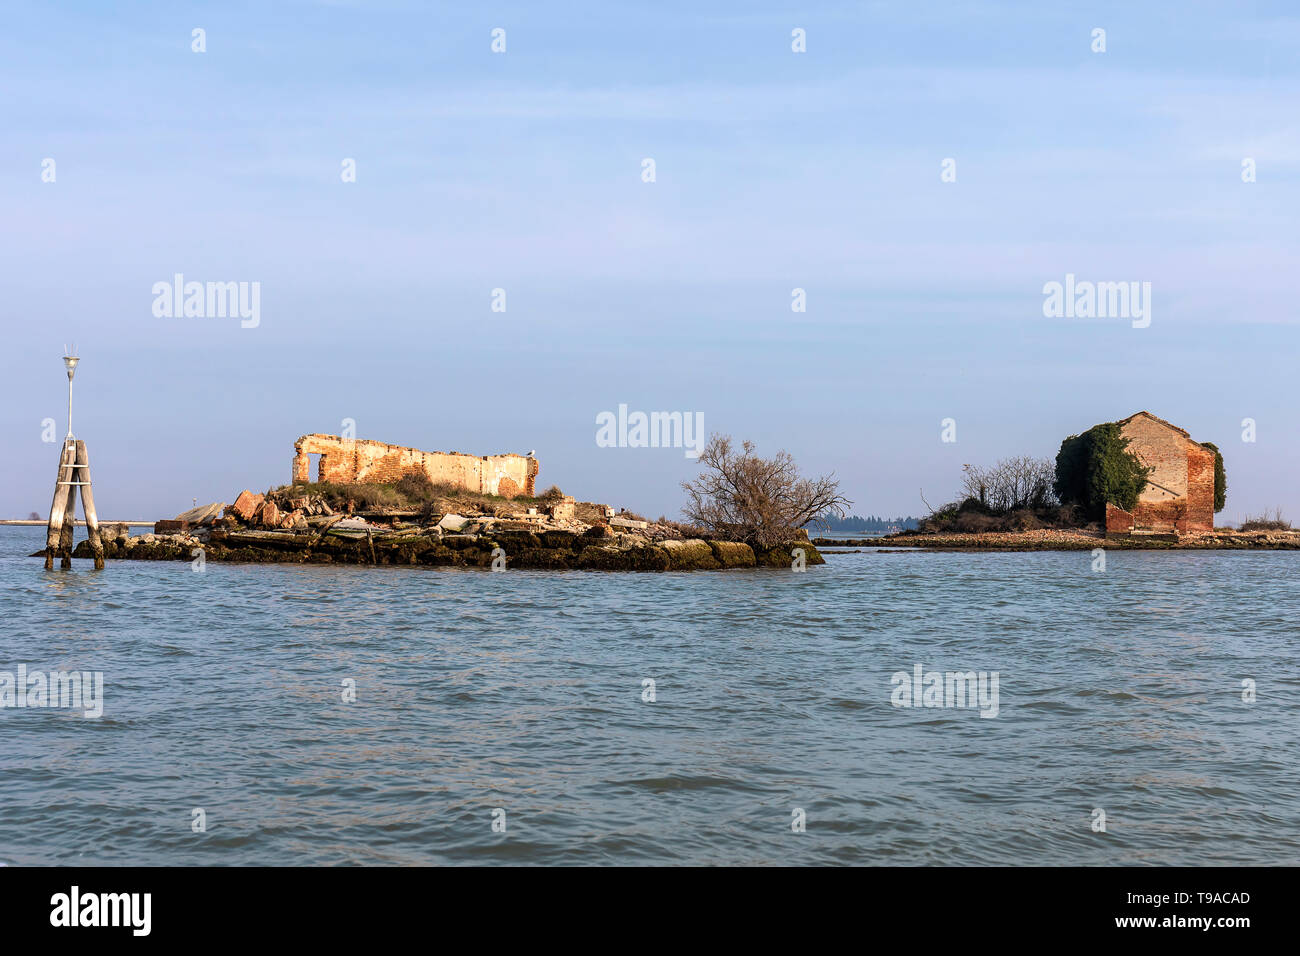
1105,502,1135,534
227,489,264,522
291,434,537,497
1119,412,1215,532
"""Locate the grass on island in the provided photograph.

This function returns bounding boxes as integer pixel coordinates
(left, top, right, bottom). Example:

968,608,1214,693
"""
272,474,566,517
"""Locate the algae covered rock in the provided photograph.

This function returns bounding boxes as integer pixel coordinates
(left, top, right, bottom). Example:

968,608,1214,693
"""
540,530,580,549
577,545,671,571
707,541,756,568
659,538,721,570
753,541,826,567
60,520,828,572
494,530,542,550
509,548,578,570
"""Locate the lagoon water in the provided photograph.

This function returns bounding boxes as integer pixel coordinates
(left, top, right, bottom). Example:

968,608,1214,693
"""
2,525,1297,865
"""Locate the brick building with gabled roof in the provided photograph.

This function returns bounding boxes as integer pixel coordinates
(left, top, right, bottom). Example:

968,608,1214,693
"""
1105,412,1216,534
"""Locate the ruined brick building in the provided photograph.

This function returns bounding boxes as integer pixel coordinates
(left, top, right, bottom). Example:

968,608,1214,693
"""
293,434,538,498
1105,412,1216,534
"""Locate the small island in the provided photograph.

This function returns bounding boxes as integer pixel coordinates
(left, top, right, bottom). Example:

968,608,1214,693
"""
41,412,1298,567
816,411,1299,552
57,432,831,572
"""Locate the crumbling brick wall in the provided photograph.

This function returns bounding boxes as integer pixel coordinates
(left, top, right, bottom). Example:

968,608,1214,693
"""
1119,413,1214,533
1182,443,1216,532
293,434,537,497
1105,502,1135,534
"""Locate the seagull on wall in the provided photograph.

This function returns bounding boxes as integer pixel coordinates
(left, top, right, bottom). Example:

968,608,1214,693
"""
527,450,536,457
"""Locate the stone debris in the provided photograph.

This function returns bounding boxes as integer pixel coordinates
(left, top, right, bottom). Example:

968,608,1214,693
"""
173,501,226,526
437,513,470,532
332,517,375,530
610,516,648,530
259,500,281,529
90,480,825,571
181,502,226,525
227,490,265,522
547,496,576,521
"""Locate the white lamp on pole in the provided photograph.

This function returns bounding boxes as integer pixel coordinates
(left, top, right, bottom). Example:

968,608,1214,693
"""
63,346,79,441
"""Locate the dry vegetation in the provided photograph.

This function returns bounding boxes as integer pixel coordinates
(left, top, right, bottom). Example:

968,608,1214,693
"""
681,434,850,546
920,456,1090,533
1240,508,1290,532
276,475,556,517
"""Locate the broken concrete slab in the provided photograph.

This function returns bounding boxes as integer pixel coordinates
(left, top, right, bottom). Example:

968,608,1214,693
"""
437,513,470,532
176,501,227,526
332,517,374,530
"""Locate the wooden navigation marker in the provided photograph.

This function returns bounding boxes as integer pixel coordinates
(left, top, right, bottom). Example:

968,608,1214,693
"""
43,349,106,570
44,440,76,570
58,473,77,569
75,440,105,569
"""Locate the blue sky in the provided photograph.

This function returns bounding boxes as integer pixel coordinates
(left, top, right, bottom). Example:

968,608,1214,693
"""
2,1,1297,521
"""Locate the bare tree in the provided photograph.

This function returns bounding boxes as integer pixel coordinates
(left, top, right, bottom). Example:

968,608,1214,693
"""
959,457,1057,513
681,434,852,546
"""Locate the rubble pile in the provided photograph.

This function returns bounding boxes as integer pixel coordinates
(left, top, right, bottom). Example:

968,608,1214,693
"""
70,486,824,572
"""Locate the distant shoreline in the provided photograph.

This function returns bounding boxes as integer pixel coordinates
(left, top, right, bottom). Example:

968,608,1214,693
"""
813,529,1300,551
0,519,155,526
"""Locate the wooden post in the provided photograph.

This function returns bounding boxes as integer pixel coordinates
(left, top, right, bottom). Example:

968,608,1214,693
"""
75,440,105,570
59,481,77,568
44,441,76,570
43,438,106,570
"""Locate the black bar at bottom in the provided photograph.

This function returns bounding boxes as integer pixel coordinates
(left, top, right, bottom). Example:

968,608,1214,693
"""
0,865,1277,942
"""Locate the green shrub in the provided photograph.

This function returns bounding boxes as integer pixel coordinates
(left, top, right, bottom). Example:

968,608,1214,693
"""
1054,422,1151,520
1201,442,1226,512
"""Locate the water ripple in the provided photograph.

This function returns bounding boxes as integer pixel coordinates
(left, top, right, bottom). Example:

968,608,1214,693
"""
2,527,1299,864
